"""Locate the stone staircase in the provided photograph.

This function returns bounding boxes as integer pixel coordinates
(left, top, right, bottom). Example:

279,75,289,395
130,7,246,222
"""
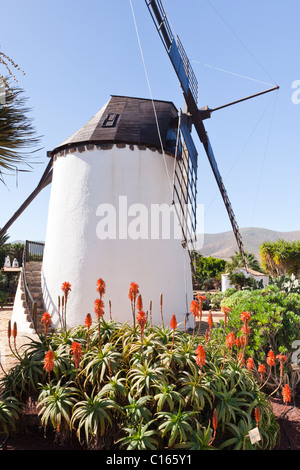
20,261,45,334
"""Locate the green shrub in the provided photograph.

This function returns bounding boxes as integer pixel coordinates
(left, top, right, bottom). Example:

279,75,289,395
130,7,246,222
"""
219,285,300,361
0,291,8,308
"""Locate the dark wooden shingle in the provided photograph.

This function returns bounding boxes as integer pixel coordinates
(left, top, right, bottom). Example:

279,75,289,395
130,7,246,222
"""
51,95,178,155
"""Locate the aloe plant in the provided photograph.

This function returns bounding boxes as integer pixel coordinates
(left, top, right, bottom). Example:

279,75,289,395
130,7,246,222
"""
0,280,282,450
179,370,213,411
118,420,159,450
99,371,127,400
175,421,217,450
82,343,122,387
154,380,184,412
37,380,79,432
0,396,22,435
156,405,199,447
214,387,249,429
71,391,122,445
124,393,153,424
127,361,170,396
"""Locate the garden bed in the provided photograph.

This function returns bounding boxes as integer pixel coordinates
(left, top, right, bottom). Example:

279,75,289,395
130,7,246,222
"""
0,393,299,451
271,392,300,450
1,282,299,451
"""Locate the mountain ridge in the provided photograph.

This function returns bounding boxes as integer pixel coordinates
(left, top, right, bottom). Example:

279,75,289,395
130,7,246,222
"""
199,227,300,261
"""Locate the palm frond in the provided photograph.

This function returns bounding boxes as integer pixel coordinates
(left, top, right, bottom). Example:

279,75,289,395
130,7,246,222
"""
0,79,42,177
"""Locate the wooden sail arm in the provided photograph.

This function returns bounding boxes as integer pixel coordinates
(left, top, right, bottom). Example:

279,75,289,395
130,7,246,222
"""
144,0,249,265
0,158,53,239
199,86,280,120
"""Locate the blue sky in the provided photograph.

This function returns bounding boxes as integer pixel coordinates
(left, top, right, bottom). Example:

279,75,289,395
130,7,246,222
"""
0,0,299,242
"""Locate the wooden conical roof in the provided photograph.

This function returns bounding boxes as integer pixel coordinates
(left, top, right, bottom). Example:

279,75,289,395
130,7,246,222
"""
50,95,178,156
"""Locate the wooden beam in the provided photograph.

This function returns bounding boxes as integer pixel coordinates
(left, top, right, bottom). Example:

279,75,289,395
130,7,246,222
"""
0,159,53,239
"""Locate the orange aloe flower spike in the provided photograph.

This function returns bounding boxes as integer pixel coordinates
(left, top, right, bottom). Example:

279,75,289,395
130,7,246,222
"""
70,341,82,371
170,314,177,331
240,311,251,324
208,409,218,446
44,350,55,373
7,320,11,344
94,298,105,319
196,344,206,368
189,300,200,318
282,384,292,405
12,322,17,341
96,278,106,297
267,350,276,368
137,310,147,329
258,363,266,381
61,282,71,298
254,407,261,426
225,331,235,350
246,357,254,371
213,408,218,433
137,294,143,312
85,313,92,329
128,282,139,302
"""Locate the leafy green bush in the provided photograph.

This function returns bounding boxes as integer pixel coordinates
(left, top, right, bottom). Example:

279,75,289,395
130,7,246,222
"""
0,273,8,292
203,289,237,310
194,254,226,290
0,291,8,308
219,285,300,361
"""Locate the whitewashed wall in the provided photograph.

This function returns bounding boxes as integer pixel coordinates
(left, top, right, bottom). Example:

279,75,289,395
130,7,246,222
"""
42,144,193,329
221,269,269,292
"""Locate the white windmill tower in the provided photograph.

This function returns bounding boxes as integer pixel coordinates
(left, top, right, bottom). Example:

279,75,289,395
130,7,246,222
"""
41,95,197,328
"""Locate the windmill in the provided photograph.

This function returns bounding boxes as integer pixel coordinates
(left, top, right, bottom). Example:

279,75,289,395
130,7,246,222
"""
2,2,278,332
144,0,279,268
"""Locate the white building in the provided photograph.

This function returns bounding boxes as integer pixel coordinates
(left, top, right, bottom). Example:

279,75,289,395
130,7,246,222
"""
42,96,193,329
221,267,269,292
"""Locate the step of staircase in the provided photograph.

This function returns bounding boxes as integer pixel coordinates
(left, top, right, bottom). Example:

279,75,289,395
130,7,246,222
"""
20,261,48,334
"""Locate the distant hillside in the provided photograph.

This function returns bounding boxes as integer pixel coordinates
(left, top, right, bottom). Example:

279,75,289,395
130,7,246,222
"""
199,228,300,261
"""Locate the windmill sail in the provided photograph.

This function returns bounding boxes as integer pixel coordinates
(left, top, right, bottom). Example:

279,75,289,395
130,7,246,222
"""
172,111,197,253
0,158,53,239
145,0,247,264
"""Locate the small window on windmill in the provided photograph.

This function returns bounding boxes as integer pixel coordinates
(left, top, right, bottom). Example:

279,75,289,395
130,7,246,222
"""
102,113,119,128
